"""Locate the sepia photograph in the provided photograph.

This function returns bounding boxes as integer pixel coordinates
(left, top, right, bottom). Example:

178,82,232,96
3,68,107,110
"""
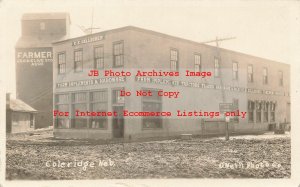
1,0,300,186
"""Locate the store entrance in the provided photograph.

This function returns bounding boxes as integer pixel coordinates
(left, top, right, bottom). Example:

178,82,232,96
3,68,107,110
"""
112,106,124,138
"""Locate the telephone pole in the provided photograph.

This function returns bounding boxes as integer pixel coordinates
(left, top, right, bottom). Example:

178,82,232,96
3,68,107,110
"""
202,36,236,141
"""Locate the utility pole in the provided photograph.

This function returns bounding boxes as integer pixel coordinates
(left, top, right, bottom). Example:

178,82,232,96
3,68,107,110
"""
201,36,236,102
203,36,236,141
201,36,236,47
77,7,101,35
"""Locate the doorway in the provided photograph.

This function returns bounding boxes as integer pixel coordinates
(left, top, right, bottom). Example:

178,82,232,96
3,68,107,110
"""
112,106,124,138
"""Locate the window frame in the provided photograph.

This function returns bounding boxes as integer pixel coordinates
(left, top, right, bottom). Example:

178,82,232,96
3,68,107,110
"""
74,49,83,73
263,101,269,123
279,71,283,86
270,102,276,122
247,64,253,83
113,41,124,68
141,88,163,130
194,53,201,72
232,61,238,80
256,101,262,123
89,90,108,129
214,57,220,77
71,92,88,129
54,93,70,129
94,45,104,69
263,67,268,85
170,48,179,71
248,100,255,123
232,98,239,123
57,52,66,74
40,22,45,30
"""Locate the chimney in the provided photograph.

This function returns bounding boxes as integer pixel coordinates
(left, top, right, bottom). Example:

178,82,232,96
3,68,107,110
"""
6,93,11,109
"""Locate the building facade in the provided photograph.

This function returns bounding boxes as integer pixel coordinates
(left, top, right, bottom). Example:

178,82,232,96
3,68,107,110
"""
15,13,70,129
6,93,37,133
52,26,290,140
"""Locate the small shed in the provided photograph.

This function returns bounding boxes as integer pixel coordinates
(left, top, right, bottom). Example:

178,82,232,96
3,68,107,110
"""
6,94,38,133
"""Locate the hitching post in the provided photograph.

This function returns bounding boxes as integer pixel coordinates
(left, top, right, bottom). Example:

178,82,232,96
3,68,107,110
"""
220,103,233,141
225,116,230,141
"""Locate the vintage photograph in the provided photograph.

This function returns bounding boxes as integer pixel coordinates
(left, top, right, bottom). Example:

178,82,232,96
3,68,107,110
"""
1,0,298,184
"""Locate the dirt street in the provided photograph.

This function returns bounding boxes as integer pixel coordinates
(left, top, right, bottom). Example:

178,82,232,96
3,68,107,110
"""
6,130,290,180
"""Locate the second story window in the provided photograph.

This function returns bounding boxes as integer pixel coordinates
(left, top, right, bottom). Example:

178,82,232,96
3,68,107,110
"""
170,49,178,71
40,22,45,30
214,57,220,77
279,71,283,86
194,54,201,72
232,61,238,80
248,65,253,82
58,52,66,74
94,46,104,69
113,41,124,67
74,49,83,72
263,67,268,84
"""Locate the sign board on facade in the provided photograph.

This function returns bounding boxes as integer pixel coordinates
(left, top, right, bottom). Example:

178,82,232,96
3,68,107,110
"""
16,48,53,66
135,77,286,96
219,103,233,113
72,35,104,46
56,77,126,88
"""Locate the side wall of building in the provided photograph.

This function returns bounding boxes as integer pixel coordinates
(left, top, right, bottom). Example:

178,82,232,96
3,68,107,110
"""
10,112,34,133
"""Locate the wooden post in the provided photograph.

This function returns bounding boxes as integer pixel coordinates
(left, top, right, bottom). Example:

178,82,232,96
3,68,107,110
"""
225,122,229,141
225,116,230,141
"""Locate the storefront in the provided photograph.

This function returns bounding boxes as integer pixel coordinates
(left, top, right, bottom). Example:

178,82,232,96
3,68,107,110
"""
52,26,290,140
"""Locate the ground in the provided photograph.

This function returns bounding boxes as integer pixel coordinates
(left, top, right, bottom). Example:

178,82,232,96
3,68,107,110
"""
6,130,291,180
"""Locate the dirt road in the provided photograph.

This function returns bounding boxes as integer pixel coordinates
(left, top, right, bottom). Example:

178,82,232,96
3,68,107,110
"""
6,131,290,180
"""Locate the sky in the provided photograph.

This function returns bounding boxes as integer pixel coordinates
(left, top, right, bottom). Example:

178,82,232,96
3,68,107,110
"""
0,0,300,97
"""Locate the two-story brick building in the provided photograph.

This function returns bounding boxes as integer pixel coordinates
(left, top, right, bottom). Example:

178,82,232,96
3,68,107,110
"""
52,26,290,140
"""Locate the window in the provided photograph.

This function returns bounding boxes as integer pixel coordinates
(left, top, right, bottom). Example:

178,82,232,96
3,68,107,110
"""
248,65,253,82
90,91,108,129
40,22,45,30
58,52,66,74
214,57,220,77
55,93,70,128
142,89,162,129
170,49,178,71
279,71,283,86
94,46,104,69
263,67,268,84
263,101,269,122
72,92,87,128
113,41,124,67
232,62,238,80
270,102,276,122
194,54,201,72
73,92,86,103
56,94,69,103
248,100,255,123
232,98,239,123
74,49,83,72
256,101,262,123
112,89,125,104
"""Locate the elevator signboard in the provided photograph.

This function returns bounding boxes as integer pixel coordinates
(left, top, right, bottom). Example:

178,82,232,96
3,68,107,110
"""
16,48,53,66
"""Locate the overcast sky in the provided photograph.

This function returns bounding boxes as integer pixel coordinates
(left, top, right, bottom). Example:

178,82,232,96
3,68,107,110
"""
0,0,299,97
